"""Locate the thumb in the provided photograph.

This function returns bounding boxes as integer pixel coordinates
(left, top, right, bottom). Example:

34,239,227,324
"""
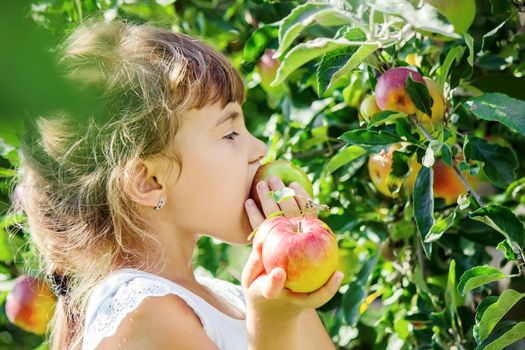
262,267,287,299
241,241,264,288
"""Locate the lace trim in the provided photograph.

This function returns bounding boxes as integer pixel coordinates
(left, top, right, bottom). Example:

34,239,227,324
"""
83,277,208,350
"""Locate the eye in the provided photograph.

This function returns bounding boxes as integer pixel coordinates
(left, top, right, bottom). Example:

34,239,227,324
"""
223,131,240,140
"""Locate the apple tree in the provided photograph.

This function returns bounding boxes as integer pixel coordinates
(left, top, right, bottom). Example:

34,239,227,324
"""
1,0,525,349
240,0,525,349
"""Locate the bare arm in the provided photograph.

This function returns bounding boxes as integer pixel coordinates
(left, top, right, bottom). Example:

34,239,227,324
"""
96,294,219,350
299,309,336,350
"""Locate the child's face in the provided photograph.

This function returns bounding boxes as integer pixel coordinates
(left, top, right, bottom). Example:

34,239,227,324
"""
166,100,267,245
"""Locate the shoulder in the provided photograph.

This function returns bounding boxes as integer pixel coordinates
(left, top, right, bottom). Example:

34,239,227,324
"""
197,276,246,310
95,293,219,350
84,270,218,350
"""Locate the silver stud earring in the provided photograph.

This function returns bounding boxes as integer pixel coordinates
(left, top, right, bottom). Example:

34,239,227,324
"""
153,196,165,210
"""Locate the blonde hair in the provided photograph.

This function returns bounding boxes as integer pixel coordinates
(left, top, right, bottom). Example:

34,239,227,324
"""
11,14,245,349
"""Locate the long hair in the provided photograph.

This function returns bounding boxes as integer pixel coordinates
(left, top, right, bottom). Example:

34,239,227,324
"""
10,15,246,349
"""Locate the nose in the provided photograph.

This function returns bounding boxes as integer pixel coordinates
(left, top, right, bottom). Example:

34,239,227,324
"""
250,135,268,165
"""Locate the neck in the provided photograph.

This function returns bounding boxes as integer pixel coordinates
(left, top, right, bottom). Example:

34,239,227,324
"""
112,224,201,289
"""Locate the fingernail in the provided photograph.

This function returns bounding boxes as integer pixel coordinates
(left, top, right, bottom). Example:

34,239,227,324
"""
257,181,267,191
246,199,254,207
289,182,298,188
268,176,279,185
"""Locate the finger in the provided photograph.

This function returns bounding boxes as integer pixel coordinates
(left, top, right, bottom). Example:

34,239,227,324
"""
267,176,301,218
256,180,282,217
245,199,265,229
241,241,265,288
289,182,317,219
262,267,287,299
284,270,344,308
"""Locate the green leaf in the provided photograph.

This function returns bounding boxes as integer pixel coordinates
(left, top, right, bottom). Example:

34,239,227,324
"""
457,266,508,296
0,168,16,177
342,254,378,326
477,289,524,342
477,321,517,349
476,296,499,323
325,145,367,174
271,187,296,203
469,204,525,257
482,322,525,350
424,207,458,243
369,111,407,127
317,32,378,96
441,144,453,166
463,93,525,137
242,23,279,64
395,118,420,143
386,149,411,196
373,0,460,39
445,259,462,312
0,228,14,263
271,37,365,87
276,3,356,58
496,240,516,261
413,166,434,258
437,46,466,90
464,32,475,66
463,135,518,188
338,130,401,146
155,0,176,5
406,74,433,117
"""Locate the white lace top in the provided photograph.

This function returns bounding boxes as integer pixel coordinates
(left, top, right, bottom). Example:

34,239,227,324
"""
82,268,247,350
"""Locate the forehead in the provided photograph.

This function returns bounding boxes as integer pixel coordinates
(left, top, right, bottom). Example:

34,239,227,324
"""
182,101,241,129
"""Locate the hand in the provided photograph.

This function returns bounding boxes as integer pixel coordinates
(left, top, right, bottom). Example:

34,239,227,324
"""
241,176,343,318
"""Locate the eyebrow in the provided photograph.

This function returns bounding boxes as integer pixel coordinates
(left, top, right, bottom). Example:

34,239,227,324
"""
214,111,240,128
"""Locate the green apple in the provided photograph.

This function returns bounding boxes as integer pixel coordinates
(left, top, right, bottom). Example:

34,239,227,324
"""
250,160,314,209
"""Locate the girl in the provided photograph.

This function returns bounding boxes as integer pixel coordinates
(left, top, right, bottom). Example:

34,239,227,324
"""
14,16,343,350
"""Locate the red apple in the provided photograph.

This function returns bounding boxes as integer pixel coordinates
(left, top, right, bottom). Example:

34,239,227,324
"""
375,67,425,115
368,143,407,198
250,160,314,210
404,155,479,205
257,49,281,93
6,275,56,335
415,77,446,132
255,216,339,293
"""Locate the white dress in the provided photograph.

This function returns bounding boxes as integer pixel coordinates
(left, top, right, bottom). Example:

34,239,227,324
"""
82,268,247,350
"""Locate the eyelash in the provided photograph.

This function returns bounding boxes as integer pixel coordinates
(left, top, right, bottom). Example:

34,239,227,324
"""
223,131,240,140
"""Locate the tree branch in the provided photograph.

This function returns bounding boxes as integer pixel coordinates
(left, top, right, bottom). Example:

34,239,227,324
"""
408,116,485,208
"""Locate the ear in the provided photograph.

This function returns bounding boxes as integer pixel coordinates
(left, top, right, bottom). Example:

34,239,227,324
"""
123,159,164,207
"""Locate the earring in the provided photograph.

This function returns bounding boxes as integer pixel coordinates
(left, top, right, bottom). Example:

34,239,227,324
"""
153,196,165,210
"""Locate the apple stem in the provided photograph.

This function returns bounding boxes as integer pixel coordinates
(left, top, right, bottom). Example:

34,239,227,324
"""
374,51,390,72
408,116,485,209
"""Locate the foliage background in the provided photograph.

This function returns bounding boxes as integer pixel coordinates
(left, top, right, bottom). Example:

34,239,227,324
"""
1,0,525,349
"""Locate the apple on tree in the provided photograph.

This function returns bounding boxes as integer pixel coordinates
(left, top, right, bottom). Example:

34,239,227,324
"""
257,49,283,94
368,143,478,206
374,67,425,115
6,275,56,335
367,143,407,198
358,94,381,125
404,153,479,206
415,77,446,131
